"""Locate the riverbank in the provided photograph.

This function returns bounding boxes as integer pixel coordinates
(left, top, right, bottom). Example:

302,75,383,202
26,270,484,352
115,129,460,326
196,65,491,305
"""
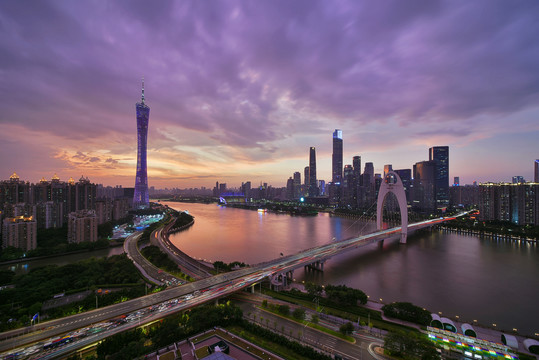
0,240,124,267
440,226,537,243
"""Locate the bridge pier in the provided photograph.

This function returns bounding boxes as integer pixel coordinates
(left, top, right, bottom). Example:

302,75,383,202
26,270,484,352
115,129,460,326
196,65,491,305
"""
250,284,255,294
305,260,325,272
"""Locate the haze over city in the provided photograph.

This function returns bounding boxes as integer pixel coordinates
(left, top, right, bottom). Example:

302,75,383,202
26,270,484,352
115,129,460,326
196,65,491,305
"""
1,1,538,188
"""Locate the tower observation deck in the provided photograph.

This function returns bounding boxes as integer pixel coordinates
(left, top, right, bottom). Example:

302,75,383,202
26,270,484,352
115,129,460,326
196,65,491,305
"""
133,79,150,209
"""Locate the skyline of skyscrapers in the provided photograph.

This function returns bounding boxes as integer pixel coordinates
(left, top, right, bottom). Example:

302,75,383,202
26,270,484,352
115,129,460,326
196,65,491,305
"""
133,79,150,209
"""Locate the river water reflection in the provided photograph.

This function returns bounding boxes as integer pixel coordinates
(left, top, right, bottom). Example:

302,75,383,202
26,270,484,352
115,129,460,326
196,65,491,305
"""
167,201,539,336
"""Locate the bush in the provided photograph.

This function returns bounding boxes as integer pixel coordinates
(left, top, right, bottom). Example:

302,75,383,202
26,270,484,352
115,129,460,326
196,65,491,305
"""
325,284,368,305
382,302,432,326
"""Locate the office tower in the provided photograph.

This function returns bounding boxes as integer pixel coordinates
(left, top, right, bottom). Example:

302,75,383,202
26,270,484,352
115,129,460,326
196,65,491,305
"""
309,147,318,196
342,164,354,205
318,180,326,195
304,166,310,187
512,176,525,184
363,162,374,184
394,169,412,204
413,160,436,212
2,216,37,251
219,183,227,195
383,164,393,178
286,177,294,200
332,129,343,184
353,156,361,181
429,146,449,208
454,177,460,186
535,160,539,183
133,79,150,209
293,172,301,199
241,181,251,198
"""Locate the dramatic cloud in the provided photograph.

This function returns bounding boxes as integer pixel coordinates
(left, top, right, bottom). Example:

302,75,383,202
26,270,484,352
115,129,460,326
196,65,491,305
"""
1,0,538,187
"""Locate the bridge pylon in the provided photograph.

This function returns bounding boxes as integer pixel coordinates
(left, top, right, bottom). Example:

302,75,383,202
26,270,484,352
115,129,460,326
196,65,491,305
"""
376,171,408,244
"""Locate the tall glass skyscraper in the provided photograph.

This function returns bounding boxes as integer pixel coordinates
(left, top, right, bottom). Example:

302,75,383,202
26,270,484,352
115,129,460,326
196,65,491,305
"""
332,129,343,184
429,146,449,208
133,79,150,209
309,147,318,196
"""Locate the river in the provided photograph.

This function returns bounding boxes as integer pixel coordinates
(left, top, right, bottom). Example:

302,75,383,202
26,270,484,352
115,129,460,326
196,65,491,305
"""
166,201,539,337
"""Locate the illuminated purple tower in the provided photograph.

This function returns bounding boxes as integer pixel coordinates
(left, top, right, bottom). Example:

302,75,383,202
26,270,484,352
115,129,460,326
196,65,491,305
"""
133,79,150,209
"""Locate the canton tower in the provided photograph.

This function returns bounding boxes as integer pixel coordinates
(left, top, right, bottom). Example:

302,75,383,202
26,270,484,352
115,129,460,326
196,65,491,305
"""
133,78,150,209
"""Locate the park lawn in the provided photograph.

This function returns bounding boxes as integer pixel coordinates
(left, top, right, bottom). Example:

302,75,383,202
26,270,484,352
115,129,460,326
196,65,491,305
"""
226,325,314,360
257,305,355,343
264,289,419,334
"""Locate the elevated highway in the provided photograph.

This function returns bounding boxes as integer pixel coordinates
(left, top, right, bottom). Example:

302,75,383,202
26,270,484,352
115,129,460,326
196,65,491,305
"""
0,211,470,356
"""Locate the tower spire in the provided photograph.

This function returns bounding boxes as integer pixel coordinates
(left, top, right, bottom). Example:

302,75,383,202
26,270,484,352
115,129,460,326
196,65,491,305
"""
141,77,145,104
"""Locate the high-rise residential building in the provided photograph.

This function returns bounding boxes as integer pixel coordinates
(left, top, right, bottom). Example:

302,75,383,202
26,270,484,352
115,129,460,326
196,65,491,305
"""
535,160,539,183
478,182,539,225
332,129,343,184
413,160,436,212
429,146,449,208
134,79,150,209
2,216,37,251
68,210,97,243
512,176,525,184
309,147,318,196
0,173,30,207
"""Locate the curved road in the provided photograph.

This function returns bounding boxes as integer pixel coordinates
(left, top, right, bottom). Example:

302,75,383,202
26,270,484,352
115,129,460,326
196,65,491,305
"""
0,212,469,356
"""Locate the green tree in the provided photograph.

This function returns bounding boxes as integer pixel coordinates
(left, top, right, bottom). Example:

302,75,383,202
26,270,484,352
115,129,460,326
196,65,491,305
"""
339,322,354,335
305,282,323,296
277,304,290,316
292,308,305,321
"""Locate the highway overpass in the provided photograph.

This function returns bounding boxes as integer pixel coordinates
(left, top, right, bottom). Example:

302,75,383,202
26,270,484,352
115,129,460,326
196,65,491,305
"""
0,211,469,357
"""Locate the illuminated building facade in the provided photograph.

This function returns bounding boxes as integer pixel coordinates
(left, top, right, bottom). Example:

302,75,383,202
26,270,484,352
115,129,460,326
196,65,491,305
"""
429,146,449,208
308,147,318,196
133,79,150,209
332,129,343,184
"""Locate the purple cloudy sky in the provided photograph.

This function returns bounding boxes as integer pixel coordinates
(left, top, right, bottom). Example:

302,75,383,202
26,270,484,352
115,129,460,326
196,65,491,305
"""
1,0,538,188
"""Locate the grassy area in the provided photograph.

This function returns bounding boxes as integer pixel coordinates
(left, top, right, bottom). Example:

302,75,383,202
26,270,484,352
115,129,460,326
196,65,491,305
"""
257,305,355,342
264,289,419,334
226,325,318,360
